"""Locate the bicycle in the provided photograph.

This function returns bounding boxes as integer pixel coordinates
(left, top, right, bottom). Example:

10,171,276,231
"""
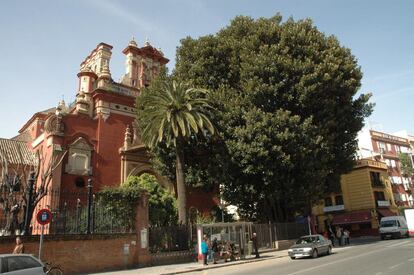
44,262,64,275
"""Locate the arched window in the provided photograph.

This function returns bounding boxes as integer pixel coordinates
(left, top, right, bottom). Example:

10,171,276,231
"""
324,197,333,207
335,195,344,205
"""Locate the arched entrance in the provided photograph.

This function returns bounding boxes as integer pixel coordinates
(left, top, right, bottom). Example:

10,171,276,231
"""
120,144,175,193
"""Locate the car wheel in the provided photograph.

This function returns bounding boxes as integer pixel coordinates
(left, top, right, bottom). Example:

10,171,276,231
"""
312,249,318,258
380,235,385,240
290,256,295,260
406,232,410,238
327,246,332,255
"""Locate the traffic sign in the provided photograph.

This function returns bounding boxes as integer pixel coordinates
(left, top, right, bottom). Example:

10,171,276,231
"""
36,209,53,225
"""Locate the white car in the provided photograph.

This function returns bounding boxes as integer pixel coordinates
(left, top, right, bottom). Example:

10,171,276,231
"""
379,216,409,240
0,254,45,274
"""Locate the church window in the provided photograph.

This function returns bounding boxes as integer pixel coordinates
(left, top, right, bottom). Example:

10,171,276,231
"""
75,177,86,188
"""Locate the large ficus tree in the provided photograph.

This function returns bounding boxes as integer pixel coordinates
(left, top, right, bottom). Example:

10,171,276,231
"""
173,14,373,221
136,77,215,224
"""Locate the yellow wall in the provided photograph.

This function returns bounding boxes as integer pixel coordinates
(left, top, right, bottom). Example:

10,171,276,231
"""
341,168,375,211
313,159,397,232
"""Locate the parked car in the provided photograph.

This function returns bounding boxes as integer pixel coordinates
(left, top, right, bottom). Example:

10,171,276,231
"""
0,254,45,274
379,216,409,240
288,234,332,259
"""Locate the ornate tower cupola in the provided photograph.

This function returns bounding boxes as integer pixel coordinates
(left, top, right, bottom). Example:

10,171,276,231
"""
121,37,140,88
77,67,98,93
121,37,169,89
79,43,113,89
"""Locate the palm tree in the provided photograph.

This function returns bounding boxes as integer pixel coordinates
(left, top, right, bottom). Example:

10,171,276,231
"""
137,80,215,224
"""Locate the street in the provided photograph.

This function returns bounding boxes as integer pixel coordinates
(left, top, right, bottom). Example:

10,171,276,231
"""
186,238,414,275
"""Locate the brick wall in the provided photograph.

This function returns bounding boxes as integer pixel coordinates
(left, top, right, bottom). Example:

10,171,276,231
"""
0,234,147,274
0,194,150,275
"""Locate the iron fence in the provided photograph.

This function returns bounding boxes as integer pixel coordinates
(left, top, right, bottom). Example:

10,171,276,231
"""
148,222,308,253
0,187,136,236
253,222,308,249
149,225,191,253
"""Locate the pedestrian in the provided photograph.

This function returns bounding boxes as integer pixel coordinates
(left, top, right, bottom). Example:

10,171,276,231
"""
201,236,209,265
251,232,260,258
328,226,335,247
12,237,24,254
344,229,350,245
211,238,219,264
336,227,342,246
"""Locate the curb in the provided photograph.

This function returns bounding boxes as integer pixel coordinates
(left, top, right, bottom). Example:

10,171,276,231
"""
160,252,288,275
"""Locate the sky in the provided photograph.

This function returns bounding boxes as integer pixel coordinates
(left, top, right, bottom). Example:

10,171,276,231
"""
0,0,413,138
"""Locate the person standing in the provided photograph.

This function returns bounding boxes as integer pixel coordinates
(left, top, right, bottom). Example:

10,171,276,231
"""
328,226,335,247
336,227,342,246
211,238,219,264
251,232,260,258
344,229,350,245
201,236,209,265
12,237,24,254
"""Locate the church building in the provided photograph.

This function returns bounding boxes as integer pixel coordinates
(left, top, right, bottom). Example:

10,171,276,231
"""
11,39,217,218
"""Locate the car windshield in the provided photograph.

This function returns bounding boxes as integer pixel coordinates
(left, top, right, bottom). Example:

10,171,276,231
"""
296,236,318,244
381,220,397,227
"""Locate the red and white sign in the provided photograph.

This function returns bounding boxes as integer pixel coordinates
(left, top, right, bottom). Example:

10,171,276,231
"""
36,209,53,225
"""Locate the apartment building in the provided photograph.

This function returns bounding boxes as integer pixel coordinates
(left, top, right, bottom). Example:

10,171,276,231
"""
357,128,414,207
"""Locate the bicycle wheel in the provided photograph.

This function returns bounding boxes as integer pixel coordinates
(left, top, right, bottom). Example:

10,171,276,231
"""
47,267,64,275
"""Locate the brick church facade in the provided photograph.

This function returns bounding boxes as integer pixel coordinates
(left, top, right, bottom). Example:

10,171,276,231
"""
12,40,217,218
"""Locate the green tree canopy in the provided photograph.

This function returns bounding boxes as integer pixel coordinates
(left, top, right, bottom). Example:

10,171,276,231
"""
173,14,373,221
399,153,414,179
125,174,178,226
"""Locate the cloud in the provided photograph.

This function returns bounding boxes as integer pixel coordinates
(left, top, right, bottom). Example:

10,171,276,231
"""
84,0,169,38
373,86,414,101
363,69,414,85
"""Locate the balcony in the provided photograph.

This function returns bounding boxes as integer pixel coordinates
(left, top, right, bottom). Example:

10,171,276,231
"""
377,200,390,207
323,205,345,213
372,181,385,188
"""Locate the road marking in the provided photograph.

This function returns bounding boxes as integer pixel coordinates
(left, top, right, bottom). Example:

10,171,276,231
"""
385,240,411,248
389,262,404,269
286,248,386,275
374,272,383,275
408,258,414,261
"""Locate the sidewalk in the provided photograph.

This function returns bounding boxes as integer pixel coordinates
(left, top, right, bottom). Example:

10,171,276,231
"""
91,236,377,275
92,249,288,275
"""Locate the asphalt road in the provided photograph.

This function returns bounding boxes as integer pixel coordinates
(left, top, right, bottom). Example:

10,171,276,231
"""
186,238,414,275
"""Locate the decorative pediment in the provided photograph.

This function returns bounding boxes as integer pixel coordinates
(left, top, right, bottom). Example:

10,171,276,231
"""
70,137,93,151
44,114,65,136
65,137,93,176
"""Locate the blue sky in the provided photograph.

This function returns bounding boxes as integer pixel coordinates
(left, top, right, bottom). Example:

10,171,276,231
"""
0,0,413,138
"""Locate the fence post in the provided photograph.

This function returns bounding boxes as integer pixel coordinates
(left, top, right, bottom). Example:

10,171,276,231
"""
269,221,273,248
87,179,93,234
63,202,67,234
92,194,96,233
76,198,81,233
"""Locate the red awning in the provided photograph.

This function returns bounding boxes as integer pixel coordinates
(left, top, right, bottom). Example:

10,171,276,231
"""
377,209,396,217
332,211,371,225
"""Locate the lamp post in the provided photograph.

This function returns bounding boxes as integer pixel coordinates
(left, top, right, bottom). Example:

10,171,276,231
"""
23,172,35,235
86,178,93,234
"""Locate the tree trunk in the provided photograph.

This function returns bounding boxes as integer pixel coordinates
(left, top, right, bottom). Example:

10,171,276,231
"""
175,142,187,224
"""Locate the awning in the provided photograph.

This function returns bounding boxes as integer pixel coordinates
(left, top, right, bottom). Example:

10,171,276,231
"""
331,211,371,225
377,209,396,217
